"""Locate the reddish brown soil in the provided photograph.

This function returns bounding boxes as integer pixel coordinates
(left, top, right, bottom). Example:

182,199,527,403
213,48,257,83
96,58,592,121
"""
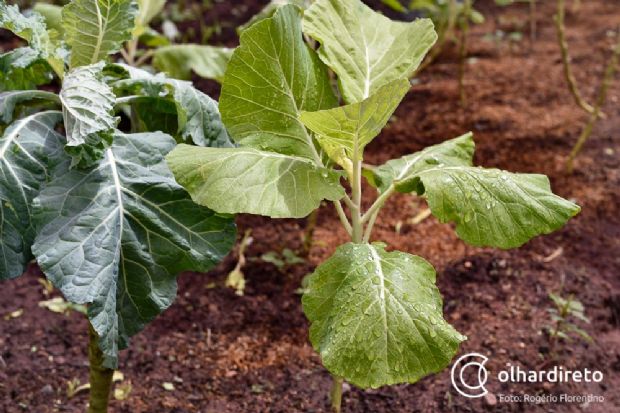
2,0,620,412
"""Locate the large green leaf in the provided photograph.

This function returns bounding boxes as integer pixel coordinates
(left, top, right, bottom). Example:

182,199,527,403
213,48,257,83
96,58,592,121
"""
62,0,138,68
59,63,117,167
152,45,233,83
302,242,465,388
166,145,344,218
0,90,60,124
372,132,474,192
0,111,65,280
374,133,581,248
0,47,54,92
111,66,232,147
303,0,437,103
300,79,410,174
32,131,236,367
219,4,337,159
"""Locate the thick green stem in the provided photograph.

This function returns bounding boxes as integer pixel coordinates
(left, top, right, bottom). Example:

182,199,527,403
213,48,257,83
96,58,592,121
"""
87,323,114,413
566,27,620,172
330,376,344,413
350,159,363,244
555,0,596,115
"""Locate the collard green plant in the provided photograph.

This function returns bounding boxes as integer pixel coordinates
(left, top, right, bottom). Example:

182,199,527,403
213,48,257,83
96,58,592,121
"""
166,1,580,411
31,0,234,82
0,1,235,412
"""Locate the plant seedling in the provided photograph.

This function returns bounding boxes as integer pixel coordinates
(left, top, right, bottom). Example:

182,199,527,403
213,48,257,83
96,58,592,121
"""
545,292,593,358
166,0,580,411
0,1,235,411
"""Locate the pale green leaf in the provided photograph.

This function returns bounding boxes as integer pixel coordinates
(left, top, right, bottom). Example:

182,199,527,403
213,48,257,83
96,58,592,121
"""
219,4,337,159
62,0,138,68
372,132,474,192
32,131,236,367
0,90,60,123
237,0,309,33
303,0,437,103
152,44,233,83
300,78,410,174
59,63,117,166
33,3,63,34
166,145,344,218
0,111,65,280
302,242,465,388
374,134,580,248
0,47,54,92
136,0,165,28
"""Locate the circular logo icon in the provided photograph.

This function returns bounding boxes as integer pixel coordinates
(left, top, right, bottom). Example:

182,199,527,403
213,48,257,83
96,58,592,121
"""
451,352,489,398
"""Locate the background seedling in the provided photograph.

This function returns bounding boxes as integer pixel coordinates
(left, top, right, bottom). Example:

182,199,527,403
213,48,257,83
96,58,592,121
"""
545,292,593,359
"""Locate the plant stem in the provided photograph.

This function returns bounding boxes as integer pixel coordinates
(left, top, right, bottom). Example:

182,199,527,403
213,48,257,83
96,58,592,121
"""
566,27,620,172
330,376,344,413
87,323,114,413
530,0,537,43
302,209,319,256
333,201,352,236
458,0,471,107
555,0,596,115
350,158,363,244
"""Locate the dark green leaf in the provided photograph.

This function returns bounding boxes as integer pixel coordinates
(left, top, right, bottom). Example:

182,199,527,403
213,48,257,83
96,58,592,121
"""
0,111,65,280
33,131,236,367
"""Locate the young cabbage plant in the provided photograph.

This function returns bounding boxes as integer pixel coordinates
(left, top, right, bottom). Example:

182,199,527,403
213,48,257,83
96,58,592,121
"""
31,0,234,81
0,2,235,412
166,1,580,411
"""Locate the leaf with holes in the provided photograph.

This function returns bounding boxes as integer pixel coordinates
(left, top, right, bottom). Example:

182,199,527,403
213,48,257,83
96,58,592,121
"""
32,131,236,368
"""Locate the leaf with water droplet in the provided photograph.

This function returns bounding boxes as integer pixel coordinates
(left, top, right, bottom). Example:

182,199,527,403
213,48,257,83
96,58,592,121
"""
302,242,465,389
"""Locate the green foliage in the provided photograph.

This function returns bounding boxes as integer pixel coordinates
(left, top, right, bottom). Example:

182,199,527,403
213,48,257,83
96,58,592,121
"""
166,0,580,396
33,131,235,367
0,1,236,371
62,0,138,67
152,45,233,83
545,293,593,345
303,0,436,103
303,242,465,388
219,5,337,159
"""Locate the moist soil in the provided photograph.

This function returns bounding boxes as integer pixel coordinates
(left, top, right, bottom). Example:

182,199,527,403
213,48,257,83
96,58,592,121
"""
1,0,620,412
